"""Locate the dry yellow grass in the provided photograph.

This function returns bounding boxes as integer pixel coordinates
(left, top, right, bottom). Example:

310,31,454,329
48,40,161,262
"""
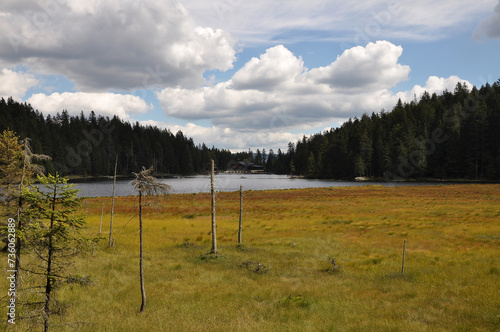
2,184,500,331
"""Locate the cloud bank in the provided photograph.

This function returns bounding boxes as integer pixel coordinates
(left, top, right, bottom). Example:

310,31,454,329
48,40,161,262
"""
179,0,496,44
27,92,151,120
0,0,237,91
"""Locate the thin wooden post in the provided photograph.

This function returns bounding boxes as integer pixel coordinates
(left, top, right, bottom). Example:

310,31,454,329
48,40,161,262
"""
401,239,406,275
99,202,104,234
109,154,118,247
238,185,243,244
211,160,217,255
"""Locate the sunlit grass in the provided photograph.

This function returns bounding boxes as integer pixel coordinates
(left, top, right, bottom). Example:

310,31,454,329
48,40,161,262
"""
2,184,500,331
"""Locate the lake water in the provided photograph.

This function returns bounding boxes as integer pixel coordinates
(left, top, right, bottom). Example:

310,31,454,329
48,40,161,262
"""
70,174,449,197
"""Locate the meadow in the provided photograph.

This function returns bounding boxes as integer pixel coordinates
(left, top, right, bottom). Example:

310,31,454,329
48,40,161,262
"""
3,184,500,331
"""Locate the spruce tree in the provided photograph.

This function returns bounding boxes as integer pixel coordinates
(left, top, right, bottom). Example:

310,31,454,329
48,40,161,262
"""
22,174,85,331
0,130,23,221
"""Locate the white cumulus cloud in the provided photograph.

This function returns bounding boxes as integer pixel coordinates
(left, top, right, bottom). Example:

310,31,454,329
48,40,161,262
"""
157,41,414,130
231,45,305,91
140,120,304,152
0,68,38,100
308,41,410,91
26,92,151,120
396,76,473,101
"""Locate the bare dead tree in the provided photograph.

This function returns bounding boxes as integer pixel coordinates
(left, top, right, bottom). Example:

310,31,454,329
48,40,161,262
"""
401,239,406,275
238,185,243,245
99,202,104,234
210,160,217,255
131,167,171,313
109,155,118,246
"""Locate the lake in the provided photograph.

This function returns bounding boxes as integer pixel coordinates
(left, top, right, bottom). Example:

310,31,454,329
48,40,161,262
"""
70,174,451,197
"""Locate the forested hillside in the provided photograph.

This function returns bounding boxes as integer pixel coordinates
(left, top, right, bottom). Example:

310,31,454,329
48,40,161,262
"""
0,98,231,176
265,80,500,180
1,79,499,180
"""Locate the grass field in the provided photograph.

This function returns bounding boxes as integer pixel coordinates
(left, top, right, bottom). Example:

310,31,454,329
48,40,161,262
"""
3,184,500,331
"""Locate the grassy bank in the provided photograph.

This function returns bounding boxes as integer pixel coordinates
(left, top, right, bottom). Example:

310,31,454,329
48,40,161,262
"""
3,184,500,331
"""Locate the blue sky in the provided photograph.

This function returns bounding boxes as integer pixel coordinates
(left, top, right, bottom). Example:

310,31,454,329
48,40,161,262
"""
1,0,499,151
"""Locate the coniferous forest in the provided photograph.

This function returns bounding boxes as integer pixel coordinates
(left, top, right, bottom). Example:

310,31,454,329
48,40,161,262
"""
0,98,232,176
283,81,500,180
1,79,500,180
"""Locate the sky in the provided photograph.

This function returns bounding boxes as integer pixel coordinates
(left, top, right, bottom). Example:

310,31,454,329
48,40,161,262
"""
1,0,499,152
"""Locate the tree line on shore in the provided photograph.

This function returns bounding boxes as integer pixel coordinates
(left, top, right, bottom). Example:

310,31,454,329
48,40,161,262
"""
284,80,500,180
1,78,500,180
0,98,232,177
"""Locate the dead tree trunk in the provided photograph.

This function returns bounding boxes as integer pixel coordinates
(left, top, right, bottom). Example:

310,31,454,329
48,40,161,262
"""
109,155,117,246
211,160,217,255
44,182,57,332
131,167,170,313
99,202,104,234
401,239,406,275
238,185,243,244
139,190,146,312
12,147,27,323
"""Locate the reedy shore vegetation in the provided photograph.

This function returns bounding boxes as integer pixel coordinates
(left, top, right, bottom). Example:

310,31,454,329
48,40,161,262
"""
2,184,499,331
